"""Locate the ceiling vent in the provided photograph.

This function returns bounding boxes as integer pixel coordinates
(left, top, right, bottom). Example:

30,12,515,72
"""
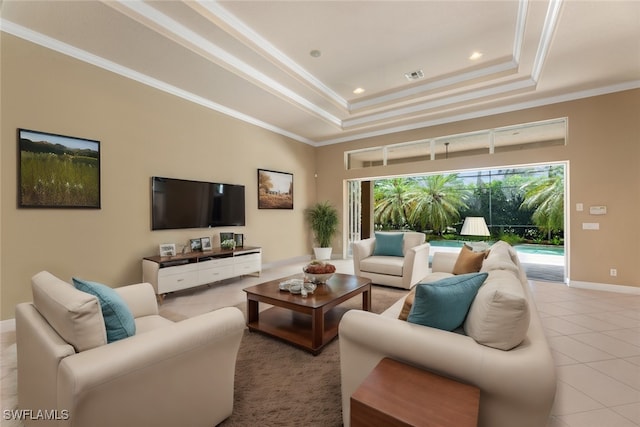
404,69,425,81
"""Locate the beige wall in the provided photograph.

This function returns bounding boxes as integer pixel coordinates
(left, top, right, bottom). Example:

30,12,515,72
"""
2,34,639,320
317,89,640,290
1,34,317,319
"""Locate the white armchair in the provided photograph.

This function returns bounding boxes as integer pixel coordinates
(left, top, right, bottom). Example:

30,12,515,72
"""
352,231,430,289
15,271,245,427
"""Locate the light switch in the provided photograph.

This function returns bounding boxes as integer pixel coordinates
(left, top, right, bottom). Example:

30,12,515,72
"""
576,203,583,211
582,223,599,230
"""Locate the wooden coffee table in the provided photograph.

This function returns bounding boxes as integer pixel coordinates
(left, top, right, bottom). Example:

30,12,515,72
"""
243,273,372,355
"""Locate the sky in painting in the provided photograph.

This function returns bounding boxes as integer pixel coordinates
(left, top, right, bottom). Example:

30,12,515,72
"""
20,130,98,152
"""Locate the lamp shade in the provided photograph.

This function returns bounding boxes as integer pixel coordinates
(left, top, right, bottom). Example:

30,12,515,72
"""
460,217,490,236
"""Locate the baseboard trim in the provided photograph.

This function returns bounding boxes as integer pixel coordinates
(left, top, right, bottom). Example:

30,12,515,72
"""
1,318,16,332
569,280,640,295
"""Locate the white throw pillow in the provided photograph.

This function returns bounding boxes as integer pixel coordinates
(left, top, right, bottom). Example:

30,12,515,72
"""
464,269,530,350
32,271,107,352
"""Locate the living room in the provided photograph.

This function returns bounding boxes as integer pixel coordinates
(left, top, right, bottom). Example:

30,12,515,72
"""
1,1,640,426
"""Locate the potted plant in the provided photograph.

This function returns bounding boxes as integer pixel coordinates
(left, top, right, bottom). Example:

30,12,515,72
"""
305,201,339,260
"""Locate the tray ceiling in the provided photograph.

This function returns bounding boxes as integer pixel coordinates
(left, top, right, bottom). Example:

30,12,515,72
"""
2,0,639,146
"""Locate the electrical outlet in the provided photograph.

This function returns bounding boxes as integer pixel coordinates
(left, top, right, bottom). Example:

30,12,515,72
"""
610,268,617,277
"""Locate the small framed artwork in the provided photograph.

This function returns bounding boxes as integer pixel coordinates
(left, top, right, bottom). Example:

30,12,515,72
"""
258,169,293,209
234,233,244,248
220,232,234,243
189,238,202,252
201,237,212,251
18,128,101,208
159,243,176,257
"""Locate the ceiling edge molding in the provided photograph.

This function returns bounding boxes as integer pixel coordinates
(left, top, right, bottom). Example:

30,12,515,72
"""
0,20,315,146
343,79,537,129
349,59,519,112
188,0,349,110
107,0,343,128
512,0,529,62
318,81,640,146
532,0,563,82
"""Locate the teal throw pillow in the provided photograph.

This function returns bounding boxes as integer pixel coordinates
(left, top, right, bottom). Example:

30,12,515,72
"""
407,272,488,331
372,232,404,257
73,278,136,343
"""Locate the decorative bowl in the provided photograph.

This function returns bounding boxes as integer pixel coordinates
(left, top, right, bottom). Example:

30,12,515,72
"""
303,270,334,284
302,260,336,284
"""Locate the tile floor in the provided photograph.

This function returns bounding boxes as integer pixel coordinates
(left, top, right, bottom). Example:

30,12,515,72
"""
1,259,639,426
531,280,640,427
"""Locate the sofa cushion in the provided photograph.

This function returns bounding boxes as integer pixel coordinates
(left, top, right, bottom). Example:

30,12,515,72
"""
453,245,487,274
397,272,455,320
31,271,107,352
360,256,404,276
464,269,530,350
481,241,520,274
73,278,136,343
372,232,404,257
407,272,488,331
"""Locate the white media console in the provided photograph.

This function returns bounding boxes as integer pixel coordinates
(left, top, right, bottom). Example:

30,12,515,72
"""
142,246,261,299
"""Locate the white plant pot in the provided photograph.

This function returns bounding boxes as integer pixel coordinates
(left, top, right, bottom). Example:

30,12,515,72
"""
313,247,332,260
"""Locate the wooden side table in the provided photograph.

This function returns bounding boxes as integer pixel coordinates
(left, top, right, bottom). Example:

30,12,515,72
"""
350,357,480,427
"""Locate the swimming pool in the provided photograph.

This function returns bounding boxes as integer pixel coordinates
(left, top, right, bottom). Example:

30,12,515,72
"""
429,240,564,256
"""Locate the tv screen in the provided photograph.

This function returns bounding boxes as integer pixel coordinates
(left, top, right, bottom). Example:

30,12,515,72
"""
151,177,245,230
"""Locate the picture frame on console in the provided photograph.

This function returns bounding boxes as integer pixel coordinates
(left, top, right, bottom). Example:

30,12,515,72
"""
189,238,202,252
17,128,101,209
220,232,234,244
234,233,244,248
201,237,212,251
159,243,176,257
258,169,293,209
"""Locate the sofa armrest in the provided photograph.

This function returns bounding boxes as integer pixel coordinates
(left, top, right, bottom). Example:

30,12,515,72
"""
57,307,245,427
114,282,158,318
401,242,431,288
352,238,375,274
431,251,459,273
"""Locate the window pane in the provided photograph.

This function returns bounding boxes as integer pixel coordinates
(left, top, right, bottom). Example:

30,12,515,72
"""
386,140,431,165
494,119,566,153
347,147,385,169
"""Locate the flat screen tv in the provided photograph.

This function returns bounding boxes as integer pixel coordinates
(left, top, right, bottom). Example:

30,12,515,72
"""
151,176,245,230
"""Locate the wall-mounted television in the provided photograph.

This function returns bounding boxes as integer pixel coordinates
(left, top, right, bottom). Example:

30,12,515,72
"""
151,176,245,230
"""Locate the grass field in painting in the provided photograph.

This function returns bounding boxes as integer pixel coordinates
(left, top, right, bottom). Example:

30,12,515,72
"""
20,151,99,207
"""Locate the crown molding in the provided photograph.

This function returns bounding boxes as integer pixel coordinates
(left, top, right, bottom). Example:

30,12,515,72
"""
1,19,316,145
105,0,343,128
316,81,640,146
186,0,349,110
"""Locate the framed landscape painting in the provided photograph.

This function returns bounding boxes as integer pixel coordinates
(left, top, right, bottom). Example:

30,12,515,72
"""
258,169,293,209
18,128,101,208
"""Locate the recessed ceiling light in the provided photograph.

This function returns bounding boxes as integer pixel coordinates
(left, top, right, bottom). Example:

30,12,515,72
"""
310,49,321,58
353,87,365,95
469,51,483,60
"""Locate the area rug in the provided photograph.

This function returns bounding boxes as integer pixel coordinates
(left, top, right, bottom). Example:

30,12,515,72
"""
219,285,407,426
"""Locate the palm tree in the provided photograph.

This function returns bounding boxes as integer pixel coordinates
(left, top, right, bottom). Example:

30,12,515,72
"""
520,166,564,238
373,178,413,229
406,175,469,234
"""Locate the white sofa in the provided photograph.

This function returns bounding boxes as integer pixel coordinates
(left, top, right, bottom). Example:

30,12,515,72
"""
15,271,246,427
352,231,431,289
340,241,557,427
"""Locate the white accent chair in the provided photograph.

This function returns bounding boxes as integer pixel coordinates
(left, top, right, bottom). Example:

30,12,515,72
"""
15,271,245,427
352,231,430,289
